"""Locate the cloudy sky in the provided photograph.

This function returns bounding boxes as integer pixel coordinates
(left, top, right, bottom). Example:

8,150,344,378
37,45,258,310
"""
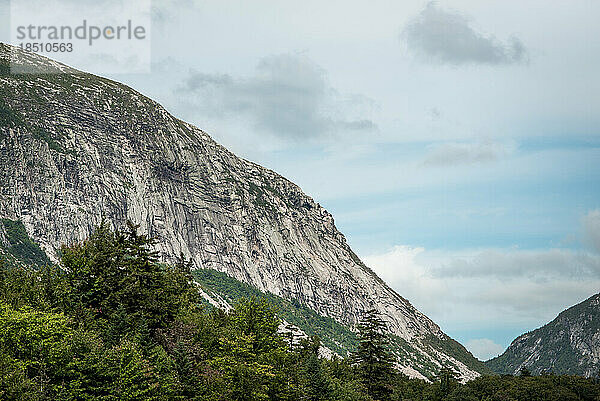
2,0,599,361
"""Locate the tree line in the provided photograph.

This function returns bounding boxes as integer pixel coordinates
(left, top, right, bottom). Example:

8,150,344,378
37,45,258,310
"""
1,222,598,400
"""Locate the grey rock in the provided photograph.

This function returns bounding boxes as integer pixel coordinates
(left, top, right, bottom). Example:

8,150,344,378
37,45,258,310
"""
487,293,600,377
0,43,486,380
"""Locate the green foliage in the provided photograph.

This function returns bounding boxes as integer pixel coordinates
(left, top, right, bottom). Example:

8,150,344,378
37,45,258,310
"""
0,219,51,267
1,221,599,400
0,303,178,400
0,58,10,76
448,374,600,401
205,298,292,401
351,309,395,401
31,126,65,153
324,357,370,401
300,337,332,401
390,373,600,401
424,333,494,376
194,268,357,356
195,269,489,382
58,221,202,341
0,99,25,130
0,88,70,153
0,303,73,399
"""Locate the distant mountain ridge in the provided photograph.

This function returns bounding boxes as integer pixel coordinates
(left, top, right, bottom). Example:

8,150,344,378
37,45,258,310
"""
0,43,488,380
487,293,600,377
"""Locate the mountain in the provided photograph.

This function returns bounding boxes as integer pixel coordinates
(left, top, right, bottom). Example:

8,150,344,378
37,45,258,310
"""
487,293,600,377
0,43,489,380
0,218,51,268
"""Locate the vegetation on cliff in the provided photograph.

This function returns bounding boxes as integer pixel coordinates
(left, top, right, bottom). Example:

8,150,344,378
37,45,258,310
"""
0,222,599,401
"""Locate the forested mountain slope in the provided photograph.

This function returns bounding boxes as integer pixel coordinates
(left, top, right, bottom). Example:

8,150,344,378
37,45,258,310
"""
0,43,487,379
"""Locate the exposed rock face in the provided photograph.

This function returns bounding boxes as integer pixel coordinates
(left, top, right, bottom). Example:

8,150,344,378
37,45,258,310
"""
0,44,487,379
487,293,600,377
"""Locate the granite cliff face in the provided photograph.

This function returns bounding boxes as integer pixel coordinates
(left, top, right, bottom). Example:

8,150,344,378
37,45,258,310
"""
0,44,487,380
487,293,600,377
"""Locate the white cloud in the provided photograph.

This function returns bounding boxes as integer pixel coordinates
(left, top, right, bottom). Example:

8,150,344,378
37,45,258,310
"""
434,248,600,279
465,338,505,361
363,243,600,347
583,209,600,253
403,2,528,65
177,54,376,140
422,141,514,167
363,245,449,315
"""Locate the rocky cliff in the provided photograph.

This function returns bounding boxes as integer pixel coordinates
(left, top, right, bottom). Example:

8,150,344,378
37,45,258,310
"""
487,293,600,377
0,43,488,380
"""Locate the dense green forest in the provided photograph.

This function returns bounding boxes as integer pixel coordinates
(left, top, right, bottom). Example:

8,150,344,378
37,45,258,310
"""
1,222,599,400
194,267,357,356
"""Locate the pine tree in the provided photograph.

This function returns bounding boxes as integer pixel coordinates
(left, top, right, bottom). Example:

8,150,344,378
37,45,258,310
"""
351,309,395,401
285,323,301,352
299,336,331,401
438,366,458,397
520,367,532,377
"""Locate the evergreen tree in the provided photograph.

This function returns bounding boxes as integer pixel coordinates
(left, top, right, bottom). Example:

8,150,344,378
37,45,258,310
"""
284,323,301,352
520,367,532,377
299,336,331,401
59,220,201,341
3,222,600,400
438,366,459,398
351,309,395,401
